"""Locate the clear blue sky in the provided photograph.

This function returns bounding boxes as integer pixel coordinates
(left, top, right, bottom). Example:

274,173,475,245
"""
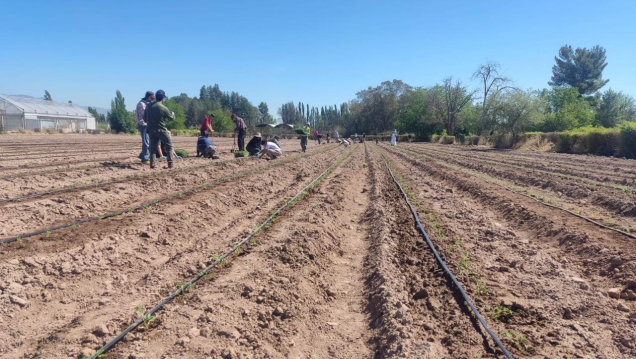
1,0,635,115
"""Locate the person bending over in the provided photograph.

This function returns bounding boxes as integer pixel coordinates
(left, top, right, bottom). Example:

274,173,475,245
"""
197,136,218,159
246,132,262,156
259,139,282,160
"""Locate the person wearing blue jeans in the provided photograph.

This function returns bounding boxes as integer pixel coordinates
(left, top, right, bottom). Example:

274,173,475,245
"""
136,91,154,163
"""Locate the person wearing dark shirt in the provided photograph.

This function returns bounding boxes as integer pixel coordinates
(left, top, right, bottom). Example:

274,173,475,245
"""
246,132,262,156
144,89,175,169
200,114,215,137
231,113,247,151
197,136,218,158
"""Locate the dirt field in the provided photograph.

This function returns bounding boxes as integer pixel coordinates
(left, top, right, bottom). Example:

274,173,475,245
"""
0,134,634,359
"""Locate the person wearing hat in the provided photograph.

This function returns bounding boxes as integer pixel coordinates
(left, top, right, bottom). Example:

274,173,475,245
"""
200,113,215,137
144,89,175,169
136,91,155,164
246,132,262,156
300,122,310,153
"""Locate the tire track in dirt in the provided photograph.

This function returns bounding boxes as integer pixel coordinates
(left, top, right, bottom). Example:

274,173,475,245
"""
0,144,351,358
379,144,636,357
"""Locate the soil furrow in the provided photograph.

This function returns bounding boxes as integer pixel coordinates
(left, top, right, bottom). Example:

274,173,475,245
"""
0,144,350,358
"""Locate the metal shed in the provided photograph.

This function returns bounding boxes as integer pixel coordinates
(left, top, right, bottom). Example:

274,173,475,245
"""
0,95,96,132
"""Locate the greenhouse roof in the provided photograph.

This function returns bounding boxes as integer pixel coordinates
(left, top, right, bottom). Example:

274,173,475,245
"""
0,95,94,118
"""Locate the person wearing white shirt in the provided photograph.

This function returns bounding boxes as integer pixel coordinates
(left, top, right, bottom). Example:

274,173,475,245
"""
259,140,282,160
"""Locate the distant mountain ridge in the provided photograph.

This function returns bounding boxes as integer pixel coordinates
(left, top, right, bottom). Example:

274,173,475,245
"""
7,94,109,117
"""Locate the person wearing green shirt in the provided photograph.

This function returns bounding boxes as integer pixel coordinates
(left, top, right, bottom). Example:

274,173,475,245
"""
144,89,175,169
300,122,310,153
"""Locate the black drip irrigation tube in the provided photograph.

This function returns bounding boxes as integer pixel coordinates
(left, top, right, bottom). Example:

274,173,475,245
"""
0,160,138,180
394,146,636,240
405,144,636,195
0,155,133,172
0,145,339,244
376,145,515,359
0,156,253,204
87,145,357,359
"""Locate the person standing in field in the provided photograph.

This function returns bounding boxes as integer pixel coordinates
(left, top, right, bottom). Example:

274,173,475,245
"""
259,139,282,160
334,131,340,140
326,132,330,143
144,90,175,169
390,129,397,146
300,122,310,152
200,113,215,137
231,114,247,152
136,91,154,164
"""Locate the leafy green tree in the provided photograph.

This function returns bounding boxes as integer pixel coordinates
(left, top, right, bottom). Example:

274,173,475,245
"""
541,87,595,131
428,78,475,135
549,45,609,95
395,88,441,140
107,90,135,133
597,89,636,127
44,90,52,101
185,101,199,128
210,109,233,132
494,90,545,142
163,98,186,130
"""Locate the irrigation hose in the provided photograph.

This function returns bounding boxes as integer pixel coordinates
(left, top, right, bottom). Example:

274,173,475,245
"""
88,145,357,359
376,145,515,359
0,155,256,204
405,144,636,195
0,145,339,244
392,146,636,240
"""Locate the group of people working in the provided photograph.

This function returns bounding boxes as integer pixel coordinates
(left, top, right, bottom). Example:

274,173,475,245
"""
135,90,258,168
135,90,374,168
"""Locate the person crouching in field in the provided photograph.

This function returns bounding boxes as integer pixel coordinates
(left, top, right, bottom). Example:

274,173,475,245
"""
338,138,349,148
197,135,218,159
246,132,262,156
259,139,282,160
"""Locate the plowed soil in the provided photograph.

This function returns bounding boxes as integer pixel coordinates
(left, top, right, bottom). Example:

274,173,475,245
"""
1,135,635,359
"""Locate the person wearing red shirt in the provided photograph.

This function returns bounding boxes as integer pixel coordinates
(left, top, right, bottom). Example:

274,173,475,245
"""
200,114,215,137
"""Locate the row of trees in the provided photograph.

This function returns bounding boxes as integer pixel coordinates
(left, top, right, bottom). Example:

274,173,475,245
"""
278,45,635,141
107,84,271,133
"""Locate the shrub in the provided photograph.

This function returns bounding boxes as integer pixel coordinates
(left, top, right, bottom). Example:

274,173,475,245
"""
441,136,455,144
431,135,440,143
619,122,636,158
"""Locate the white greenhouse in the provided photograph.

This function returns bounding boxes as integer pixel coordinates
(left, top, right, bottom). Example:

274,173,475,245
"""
0,95,96,132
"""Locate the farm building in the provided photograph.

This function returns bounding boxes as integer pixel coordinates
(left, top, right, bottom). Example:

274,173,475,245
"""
0,95,96,132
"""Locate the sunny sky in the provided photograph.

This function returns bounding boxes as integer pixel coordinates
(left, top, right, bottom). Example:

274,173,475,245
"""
2,0,635,115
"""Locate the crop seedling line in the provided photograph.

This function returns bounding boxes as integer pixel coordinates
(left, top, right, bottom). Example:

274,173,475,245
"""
1,145,340,245
85,145,357,359
0,155,260,204
387,145,636,240
408,143,636,184
374,144,514,359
